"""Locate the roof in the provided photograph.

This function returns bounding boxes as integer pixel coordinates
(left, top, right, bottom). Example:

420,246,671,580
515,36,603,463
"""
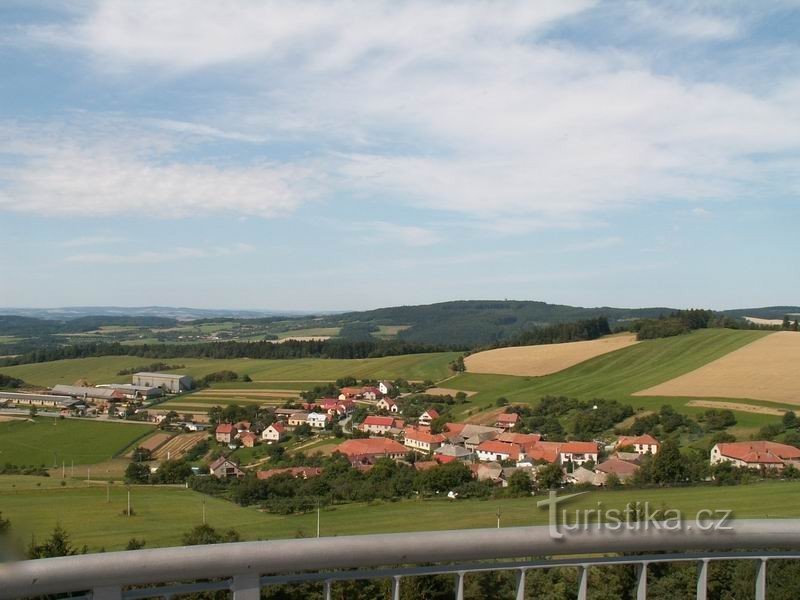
363,416,395,427
0,391,80,406
476,440,520,460
239,431,258,441
216,423,235,434
496,413,520,423
526,441,562,463
51,385,122,400
209,456,239,471
335,438,408,458
340,387,363,395
434,444,473,458
404,428,446,444
268,422,285,432
497,433,541,445
307,412,331,421
561,441,599,454
288,412,309,419
716,441,800,463
596,458,640,476
617,434,660,447
421,408,440,419
133,372,189,381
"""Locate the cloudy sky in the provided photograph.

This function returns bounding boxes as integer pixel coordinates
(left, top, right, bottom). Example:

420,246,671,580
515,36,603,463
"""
1,1,798,311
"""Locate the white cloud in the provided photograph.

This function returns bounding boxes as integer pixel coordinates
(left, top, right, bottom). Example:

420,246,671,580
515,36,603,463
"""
64,243,255,264
4,1,800,229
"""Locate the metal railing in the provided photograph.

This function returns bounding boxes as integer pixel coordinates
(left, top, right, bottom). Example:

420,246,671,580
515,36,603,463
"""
2,519,800,599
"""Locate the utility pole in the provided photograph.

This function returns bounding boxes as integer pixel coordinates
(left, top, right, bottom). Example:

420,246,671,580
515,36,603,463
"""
496,507,501,529
202,499,206,525
61,460,65,479
317,500,321,538
127,489,131,516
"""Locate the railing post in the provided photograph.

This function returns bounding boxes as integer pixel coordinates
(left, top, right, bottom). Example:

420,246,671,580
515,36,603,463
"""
455,571,465,600
577,565,589,600
515,569,526,600
231,574,260,600
391,575,401,600
755,558,767,600
635,562,647,600
696,559,708,600
323,579,333,600
92,586,122,600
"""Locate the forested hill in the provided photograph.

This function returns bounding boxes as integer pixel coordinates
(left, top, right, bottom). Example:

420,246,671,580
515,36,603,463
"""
329,301,674,346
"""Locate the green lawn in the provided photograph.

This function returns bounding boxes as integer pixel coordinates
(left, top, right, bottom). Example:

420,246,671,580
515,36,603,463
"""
0,353,458,388
0,418,154,467
2,476,800,553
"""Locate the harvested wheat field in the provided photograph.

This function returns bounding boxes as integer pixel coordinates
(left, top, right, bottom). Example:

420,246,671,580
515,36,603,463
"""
153,432,207,460
424,387,477,397
634,332,800,404
464,334,638,377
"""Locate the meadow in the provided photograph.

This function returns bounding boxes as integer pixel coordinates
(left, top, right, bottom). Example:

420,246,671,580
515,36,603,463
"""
0,352,459,388
2,475,800,553
0,418,154,467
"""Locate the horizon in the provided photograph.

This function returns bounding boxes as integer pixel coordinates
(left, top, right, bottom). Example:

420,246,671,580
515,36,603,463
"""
1,2,799,310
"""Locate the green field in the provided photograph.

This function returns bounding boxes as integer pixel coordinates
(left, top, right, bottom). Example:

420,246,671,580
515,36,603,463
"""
0,352,458,388
2,476,800,553
448,330,784,433
0,418,154,467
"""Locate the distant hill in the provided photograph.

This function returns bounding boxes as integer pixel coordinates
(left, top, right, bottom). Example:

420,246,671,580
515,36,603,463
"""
0,306,310,320
720,306,800,320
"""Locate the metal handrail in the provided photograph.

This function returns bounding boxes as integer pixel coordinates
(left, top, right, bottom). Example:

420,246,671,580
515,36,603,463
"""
2,519,800,599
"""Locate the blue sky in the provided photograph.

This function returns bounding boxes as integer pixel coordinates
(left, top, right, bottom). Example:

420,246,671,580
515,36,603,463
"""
1,1,798,311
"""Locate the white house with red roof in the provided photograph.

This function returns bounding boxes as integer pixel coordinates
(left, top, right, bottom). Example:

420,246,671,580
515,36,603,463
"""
711,441,800,470
215,423,235,444
238,431,259,448
475,440,522,462
495,412,520,430
418,408,440,426
361,415,399,435
262,422,286,442
403,428,446,454
376,397,400,413
558,441,600,466
616,434,660,455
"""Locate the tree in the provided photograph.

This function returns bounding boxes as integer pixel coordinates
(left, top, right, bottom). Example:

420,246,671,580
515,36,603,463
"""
28,524,81,559
131,446,153,462
605,472,622,488
783,315,791,330
651,439,686,484
536,463,564,490
507,470,533,496
125,537,146,550
783,411,798,430
242,374,252,382
0,511,9,535
182,524,241,545
125,462,151,484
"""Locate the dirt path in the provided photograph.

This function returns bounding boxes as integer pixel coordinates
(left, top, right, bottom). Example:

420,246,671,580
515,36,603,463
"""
686,400,787,416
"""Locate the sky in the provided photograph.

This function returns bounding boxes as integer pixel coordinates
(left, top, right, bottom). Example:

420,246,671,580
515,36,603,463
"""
0,1,799,312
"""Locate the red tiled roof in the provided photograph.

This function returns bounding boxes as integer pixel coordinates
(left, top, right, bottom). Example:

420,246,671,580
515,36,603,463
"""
717,441,800,463
497,433,541,445
496,413,520,423
421,409,440,420
596,458,639,476
404,428,446,444
216,423,234,434
526,441,562,463
363,416,395,427
335,438,408,458
561,441,599,454
616,434,660,447
239,431,257,441
444,422,466,436
268,422,285,432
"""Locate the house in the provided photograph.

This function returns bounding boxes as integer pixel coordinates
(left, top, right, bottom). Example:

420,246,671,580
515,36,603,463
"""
334,438,408,465
444,423,501,449
238,431,258,448
496,432,541,446
567,466,596,485
403,428,446,454
376,397,400,413
495,412,520,430
209,457,244,479
307,412,331,429
378,381,394,396
710,441,800,470
616,434,660,455
524,441,563,465
595,458,640,484
475,440,522,462
215,423,235,444
234,421,252,433
257,466,322,480
262,422,285,442
273,408,299,420
418,408,440,427
558,442,600,466
360,415,398,435
470,462,504,484
434,444,473,463
287,412,309,428
339,387,364,399
361,386,381,401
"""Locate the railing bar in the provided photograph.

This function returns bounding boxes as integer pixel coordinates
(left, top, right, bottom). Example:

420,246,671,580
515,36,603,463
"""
696,559,708,600
122,579,232,599
636,562,647,600
391,575,401,600
515,569,526,600
455,571,465,600
577,565,589,600
755,558,767,600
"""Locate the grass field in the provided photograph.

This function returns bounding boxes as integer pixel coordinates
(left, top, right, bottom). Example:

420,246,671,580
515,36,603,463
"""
3,475,800,553
0,418,154,466
635,331,800,404
465,334,639,376
0,353,458,388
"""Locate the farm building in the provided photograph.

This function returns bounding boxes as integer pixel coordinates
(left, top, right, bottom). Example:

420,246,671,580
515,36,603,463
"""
51,385,125,402
209,457,244,479
403,428,446,454
0,391,84,410
98,384,163,401
615,434,660,455
710,441,800,470
334,438,408,466
132,372,193,393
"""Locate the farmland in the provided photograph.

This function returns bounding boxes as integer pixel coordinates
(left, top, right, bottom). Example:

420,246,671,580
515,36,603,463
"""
2,475,800,553
0,418,154,467
0,352,459,388
635,331,800,404
465,334,638,376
